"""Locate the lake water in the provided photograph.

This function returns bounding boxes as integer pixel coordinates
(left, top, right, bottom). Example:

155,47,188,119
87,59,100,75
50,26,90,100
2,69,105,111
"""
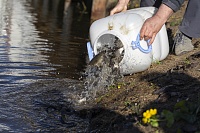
0,0,92,132
0,0,90,89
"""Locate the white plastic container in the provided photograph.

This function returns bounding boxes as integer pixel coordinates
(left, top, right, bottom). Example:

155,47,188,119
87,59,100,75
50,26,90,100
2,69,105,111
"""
87,7,169,75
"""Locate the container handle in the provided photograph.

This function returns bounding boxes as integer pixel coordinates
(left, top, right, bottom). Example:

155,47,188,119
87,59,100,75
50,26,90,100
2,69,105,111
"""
131,33,152,53
87,42,94,61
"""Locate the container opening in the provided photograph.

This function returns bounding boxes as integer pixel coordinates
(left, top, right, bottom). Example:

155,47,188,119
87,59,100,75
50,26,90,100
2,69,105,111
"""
95,34,124,65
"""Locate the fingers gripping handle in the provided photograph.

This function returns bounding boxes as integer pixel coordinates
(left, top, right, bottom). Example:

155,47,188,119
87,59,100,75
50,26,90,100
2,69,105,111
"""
131,34,152,54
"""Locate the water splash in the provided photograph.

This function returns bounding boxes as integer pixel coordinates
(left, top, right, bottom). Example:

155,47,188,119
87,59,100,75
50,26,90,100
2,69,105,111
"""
81,37,124,101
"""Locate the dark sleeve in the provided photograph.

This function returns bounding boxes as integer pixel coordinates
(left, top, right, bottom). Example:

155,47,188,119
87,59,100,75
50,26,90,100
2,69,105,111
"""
162,0,184,12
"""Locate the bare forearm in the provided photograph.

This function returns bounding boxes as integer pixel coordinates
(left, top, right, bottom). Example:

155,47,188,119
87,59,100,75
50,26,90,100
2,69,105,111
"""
154,4,174,25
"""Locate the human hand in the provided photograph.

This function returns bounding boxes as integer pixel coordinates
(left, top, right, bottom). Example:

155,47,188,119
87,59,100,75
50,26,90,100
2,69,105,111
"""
140,15,164,44
110,0,130,15
140,4,173,44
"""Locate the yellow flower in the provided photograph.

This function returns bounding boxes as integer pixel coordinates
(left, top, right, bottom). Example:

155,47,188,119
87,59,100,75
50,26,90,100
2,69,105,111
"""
117,85,121,89
146,110,150,114
142,117,148,124
143,111,147,117
143,110,151,119
150,109,157,116
142,108,158,126
146,112,151,119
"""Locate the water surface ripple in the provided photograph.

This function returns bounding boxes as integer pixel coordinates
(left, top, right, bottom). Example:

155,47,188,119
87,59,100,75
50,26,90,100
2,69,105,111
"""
0,0,90,132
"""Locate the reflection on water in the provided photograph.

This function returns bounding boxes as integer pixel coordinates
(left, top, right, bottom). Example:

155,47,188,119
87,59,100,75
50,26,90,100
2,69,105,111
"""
31,0,90,79
0,0,90,89
0,0,91,132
